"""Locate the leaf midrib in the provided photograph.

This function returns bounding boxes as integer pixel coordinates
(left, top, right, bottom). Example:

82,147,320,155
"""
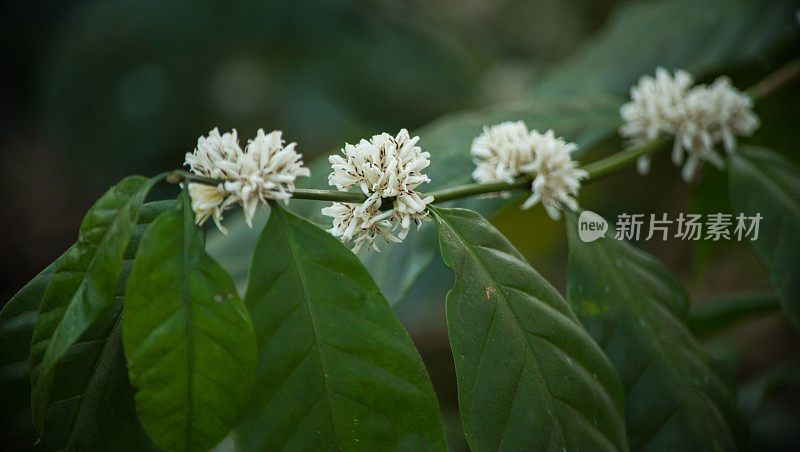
434,210,573,448
181,204,196,450
33,183,143,428
593,239,734,445
274,207,343,450
63,230,152,449
65,313,122,450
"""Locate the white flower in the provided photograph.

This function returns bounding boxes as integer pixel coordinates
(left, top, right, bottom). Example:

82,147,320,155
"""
620,69,759,181
184,127,309,232
234,129,310,227
705,78,759,151
471,122,587,220
519,130,588,219
188,183,236,234
470,121,535,184
618,68,694,175
184,128,244,233
673,77,758,181
321,202,400,253
326,129,433,250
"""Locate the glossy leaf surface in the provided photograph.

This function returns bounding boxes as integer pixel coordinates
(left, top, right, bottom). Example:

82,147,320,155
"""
123,195,257,452
236,203,445,451
728,146,800,332
29,175,158,432
566,213,742,450
0,201,171,450
432,206,627,451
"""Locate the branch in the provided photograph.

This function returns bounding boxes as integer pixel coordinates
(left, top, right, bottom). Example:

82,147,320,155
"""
581,139,668,181
747,55,800,102
429,178,531,203
167,57,800,208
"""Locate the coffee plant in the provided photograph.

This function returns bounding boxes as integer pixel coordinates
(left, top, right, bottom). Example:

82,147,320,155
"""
2,0,799,450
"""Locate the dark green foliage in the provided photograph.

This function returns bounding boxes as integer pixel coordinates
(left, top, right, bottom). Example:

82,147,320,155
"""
689,291,780,339
0,201,171,450
123,195,257,452
236,203,445,451
728,146,800,332
29,176,159,433
432,206,628,451
566,213,743,450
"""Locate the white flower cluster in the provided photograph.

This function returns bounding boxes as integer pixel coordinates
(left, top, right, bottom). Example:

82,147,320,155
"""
184,128,309,233
620,68,759,181
471,121,535,184
470,121,588,220
323,129,434,252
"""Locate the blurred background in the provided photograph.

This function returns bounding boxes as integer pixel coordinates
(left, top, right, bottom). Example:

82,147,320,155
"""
0,0,618,301
2,0,799,449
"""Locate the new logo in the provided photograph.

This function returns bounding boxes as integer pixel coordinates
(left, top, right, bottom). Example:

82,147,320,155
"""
578,210,608,243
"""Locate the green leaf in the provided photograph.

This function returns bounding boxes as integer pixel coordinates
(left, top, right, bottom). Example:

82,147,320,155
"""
688,167,731,280
565,212,742,450
235,202,446,451
123,193,257,452
728,146,800,332
534,0,800,97
1,260,61,448
29,175,159,433
431,206,627,451
1,201,171,450
45,300,155,451
689,291,780,339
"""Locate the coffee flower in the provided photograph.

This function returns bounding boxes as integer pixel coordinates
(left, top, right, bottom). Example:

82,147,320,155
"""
620,68,759,181
471,123,587,220
619,68,694,175
519,131,588,220
325,129,433,251
187,183,237,233
184,128,244,233
235,129,310,226
471,121,535,184
184,128,309,233
673,77,759,181
320,202,400,253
